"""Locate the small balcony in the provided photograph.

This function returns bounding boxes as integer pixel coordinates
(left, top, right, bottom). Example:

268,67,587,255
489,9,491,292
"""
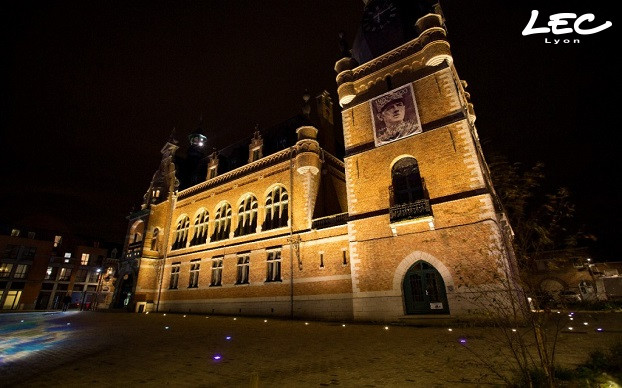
312,213,349,230
389,199,432,223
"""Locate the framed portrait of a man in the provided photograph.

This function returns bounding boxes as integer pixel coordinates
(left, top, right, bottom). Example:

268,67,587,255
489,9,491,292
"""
370,84,422,147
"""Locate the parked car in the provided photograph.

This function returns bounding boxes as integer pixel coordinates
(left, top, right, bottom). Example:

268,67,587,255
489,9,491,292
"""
558,290,582,304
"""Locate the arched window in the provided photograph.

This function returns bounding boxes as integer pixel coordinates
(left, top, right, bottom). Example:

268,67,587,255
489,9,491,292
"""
129,220,145,244
391,157,425,205
190,209,209,246
235,195,258,236
263,185,289,230
151,228,159,251
172,215,190,250
211,203,232,242
390,157,431,222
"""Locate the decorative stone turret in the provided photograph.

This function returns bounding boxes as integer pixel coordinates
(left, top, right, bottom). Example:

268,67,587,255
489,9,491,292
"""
248,125,264,163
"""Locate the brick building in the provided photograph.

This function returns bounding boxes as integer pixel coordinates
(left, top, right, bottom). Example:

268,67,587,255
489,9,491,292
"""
116,1,518,322
0,225,118,311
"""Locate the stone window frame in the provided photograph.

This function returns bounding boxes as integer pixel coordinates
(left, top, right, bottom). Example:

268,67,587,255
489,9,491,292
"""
210,257,223,287
169,262,181,289
188,259,201,288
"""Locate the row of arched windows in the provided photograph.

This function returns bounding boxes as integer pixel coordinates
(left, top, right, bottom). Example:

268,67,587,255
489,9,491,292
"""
171,185,289,250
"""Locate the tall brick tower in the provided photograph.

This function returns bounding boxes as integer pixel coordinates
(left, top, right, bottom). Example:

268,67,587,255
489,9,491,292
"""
336,0,517,321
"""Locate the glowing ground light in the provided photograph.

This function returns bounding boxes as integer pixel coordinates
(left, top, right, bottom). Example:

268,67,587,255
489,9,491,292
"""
305,322,309,325
568,327,573,330
20,320,24,323
512,329,517,332
448,328,453,332
233,318,237,321
164,314,167,316
342,324,346,327
165,326,170,330
459,338,467,345
145,312,149,314
384,326,389,330
569,317,574,320
596,328,604,332
213,355,222,361
183,315,187,318
226,336,232,340
583,322,589,326
66,323,70,326
264,320,267,322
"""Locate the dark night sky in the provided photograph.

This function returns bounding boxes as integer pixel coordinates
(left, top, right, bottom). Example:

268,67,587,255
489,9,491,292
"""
1,1,618,258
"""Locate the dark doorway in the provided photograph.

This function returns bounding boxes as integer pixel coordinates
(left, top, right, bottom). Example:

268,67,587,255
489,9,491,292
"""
403,261,449,314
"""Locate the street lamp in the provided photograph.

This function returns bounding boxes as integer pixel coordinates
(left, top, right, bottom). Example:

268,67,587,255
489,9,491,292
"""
94,268,103,310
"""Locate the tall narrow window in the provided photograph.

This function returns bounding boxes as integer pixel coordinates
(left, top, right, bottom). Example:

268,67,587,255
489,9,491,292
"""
81,253,90,265
169,263,180,289
342,249,348,266
389,157,431,222
235,195,258,236
188,260,200,288
263,185,288,230
211,203,232,242
391,157,425,205
236,255,250,285
190,209,210,246
0,263,13,278
210,257,223,286
151,228,160,251
266,249,282,282
172,216,190,250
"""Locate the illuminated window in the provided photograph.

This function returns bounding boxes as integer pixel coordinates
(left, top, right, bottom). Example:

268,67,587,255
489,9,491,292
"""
211,203,232,242
45,266,58,280
2,290,22,310
264,185,288,230
190,209,209,246
266,249,281,282
189,259,200,288
235,195,258,236
210,257,223,287
13,264,29,279
58,267,72,281
54,235,62,248
169,263,180,289
236,255,250,285
0,263,13,278
151,228,160,251
64,252,71,259
10,229,20,237
172,215,190,250
81,253,90,265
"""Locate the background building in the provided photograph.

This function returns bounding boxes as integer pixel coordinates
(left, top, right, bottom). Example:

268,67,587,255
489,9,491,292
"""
0,224,119,310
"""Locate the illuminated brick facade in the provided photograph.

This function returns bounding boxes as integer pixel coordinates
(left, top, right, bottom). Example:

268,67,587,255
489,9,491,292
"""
121,5,517,322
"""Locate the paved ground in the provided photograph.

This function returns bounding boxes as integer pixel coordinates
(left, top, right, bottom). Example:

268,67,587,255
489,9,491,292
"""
0,310,620,387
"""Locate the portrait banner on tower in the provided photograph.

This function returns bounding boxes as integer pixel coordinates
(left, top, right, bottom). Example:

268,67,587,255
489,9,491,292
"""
370,83,422,147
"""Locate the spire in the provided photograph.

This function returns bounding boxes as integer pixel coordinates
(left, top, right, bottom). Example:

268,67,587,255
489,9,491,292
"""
188,115,207,147
338,31,351,58
168,127,178,145
302,89,311,119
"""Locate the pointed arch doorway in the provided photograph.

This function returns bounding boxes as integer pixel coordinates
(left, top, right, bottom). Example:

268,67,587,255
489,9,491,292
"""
403,261,449,314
